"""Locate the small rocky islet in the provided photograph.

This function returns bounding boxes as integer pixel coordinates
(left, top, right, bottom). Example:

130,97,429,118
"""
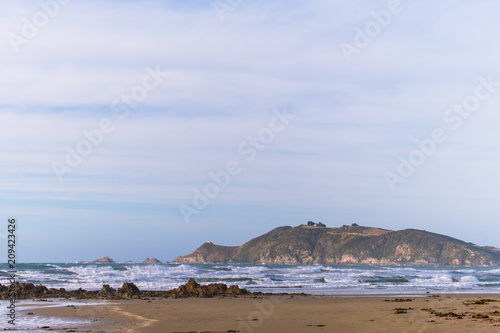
142,257,162,264
76,256,166,264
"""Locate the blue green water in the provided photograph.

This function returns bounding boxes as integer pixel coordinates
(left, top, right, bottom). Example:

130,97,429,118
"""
1,263,500,294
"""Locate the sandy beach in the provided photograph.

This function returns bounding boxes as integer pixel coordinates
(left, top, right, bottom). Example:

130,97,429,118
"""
15,294,500,332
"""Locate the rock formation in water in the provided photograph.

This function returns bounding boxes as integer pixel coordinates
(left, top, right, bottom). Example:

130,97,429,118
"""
143,257,162,264
91,256,115,263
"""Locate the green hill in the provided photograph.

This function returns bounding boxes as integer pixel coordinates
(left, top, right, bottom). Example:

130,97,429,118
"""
173,225,500,266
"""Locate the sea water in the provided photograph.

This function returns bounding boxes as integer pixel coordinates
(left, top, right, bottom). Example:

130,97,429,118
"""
0,299,106,331
1,263,500,295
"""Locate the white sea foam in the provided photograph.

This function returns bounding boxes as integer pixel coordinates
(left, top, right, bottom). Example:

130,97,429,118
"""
0,300,105,331
2,263,500,295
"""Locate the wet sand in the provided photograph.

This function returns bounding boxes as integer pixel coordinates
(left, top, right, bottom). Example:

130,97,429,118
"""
15,294,500,332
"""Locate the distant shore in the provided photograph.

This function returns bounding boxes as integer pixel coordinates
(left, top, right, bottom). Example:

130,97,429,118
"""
16,293,500,332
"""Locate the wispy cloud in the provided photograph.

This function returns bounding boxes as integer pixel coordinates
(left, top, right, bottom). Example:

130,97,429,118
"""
3,0,500,261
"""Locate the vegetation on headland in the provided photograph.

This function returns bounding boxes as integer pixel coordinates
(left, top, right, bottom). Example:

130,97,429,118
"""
174,224,500,266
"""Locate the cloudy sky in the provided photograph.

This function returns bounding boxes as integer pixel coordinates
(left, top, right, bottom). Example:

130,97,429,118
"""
2,0,500,262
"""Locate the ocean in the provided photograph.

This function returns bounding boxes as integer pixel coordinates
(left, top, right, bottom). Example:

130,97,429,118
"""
2,263,500,295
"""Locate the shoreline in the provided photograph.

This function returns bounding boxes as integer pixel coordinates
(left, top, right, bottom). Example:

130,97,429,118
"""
9,293,500,332
4,278,500,301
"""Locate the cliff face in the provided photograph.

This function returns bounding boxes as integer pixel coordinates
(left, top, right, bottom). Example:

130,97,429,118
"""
173,225,500,266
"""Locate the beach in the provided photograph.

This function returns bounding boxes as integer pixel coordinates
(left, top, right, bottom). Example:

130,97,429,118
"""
17,294,500,332
3,263,500,331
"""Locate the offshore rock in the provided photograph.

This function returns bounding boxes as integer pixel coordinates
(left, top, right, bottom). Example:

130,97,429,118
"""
143,257,163,264
92,256,115,263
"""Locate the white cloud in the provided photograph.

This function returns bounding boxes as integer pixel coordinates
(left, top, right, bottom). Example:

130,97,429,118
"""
3,0,500,260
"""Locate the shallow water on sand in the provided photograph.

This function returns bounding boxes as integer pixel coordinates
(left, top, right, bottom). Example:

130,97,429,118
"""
0,299,104,331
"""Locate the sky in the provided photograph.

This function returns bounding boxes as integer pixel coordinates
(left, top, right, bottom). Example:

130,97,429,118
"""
2,0,500,262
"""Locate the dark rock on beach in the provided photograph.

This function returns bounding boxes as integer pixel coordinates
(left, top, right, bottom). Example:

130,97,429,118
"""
0,278,250,300
165,278,248,298
117,282,141,299
98,284,116,297
141,278,249,299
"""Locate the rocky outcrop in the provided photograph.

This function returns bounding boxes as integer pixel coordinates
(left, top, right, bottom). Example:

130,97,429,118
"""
117,282,141,299
0,283,97,300
162,278,248,298
143,257,162,264
174,225,500,266
92,256,115,263
0,279,250,300
98,284,116,297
